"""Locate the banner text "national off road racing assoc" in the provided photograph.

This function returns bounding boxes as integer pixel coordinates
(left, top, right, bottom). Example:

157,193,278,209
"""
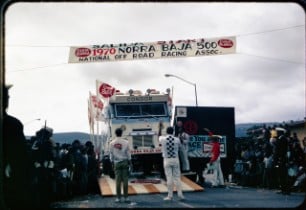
68,37,236,63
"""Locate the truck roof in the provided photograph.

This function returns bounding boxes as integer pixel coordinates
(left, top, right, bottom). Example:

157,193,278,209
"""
109,89,170,104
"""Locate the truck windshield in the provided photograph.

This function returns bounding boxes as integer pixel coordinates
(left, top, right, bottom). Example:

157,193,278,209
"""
115,103,166,117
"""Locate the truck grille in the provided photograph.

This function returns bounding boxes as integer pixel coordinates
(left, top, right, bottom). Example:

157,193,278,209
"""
133,135,153,147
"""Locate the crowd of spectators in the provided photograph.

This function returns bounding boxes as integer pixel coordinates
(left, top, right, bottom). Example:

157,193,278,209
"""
232,124,306,193
9,124,306,208
24,128,101,208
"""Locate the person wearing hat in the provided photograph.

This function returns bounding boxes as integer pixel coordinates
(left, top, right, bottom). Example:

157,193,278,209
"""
2,84,32,208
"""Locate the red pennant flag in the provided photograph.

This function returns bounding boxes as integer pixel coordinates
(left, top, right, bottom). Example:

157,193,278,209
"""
96,80,115,99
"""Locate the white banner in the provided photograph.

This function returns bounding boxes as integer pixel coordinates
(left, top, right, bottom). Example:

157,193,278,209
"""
188,135,227,158
68,36,236,63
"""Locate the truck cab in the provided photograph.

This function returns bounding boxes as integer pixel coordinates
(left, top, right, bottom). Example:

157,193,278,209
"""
102,88,172,176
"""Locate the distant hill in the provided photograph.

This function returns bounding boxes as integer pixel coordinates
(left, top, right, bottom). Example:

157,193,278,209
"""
26,123,280,144
51,132,91,144
26,132,92,145
235,122,279,137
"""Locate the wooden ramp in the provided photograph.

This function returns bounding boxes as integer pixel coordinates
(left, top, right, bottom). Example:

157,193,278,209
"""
99,175,204,197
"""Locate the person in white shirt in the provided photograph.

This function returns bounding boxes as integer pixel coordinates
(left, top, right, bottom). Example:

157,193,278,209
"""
109,128,131,203
175,120,190,172
159,126,185,201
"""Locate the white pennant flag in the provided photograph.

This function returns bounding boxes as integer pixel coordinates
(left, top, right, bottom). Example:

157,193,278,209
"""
87,98,94,133
90,91,105,121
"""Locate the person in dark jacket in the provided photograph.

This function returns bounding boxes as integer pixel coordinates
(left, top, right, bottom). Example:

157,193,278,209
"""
3,84,32,209
273,129,291,195
31,126,57,207
71,139,88,195
86,143,100,194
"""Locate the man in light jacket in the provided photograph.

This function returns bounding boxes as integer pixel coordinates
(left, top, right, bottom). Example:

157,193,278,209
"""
109,128,131,203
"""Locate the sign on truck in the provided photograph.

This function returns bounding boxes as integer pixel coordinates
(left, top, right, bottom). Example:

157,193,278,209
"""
173,106,235,179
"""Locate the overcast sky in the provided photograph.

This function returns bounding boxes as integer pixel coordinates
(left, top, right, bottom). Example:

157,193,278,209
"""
4,2,305,136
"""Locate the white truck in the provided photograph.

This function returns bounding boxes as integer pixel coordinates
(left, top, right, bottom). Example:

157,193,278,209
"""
101,88,172,176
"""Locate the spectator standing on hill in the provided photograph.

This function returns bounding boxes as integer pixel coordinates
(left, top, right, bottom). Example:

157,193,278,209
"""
270,126,277,145
291,132,300,144
262,124,271,143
